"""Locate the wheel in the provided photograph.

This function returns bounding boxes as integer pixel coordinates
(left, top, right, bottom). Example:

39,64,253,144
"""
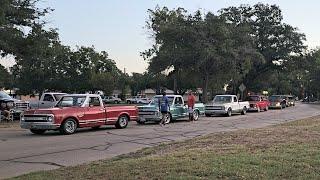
115,115,129,129
226,108,232,117
264,106,269,111
193,110,199,121
92,126,101,130
164,113,172,124
205,114,211,117
60,118,77,135
30,129,46,135
257,106,260,112
241,107,247,115
127,101,131,104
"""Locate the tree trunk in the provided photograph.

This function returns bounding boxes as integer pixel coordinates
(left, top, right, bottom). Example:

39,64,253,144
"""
173,72,177,93
202,72,209,103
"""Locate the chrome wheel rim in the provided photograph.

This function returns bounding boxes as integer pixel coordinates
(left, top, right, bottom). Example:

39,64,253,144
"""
193,111,199,120
164,114,170,124
119,116,128,127
66,120,76,133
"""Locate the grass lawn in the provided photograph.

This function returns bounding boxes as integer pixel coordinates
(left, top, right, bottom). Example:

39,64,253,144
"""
11,116,320,180
0,121,20,129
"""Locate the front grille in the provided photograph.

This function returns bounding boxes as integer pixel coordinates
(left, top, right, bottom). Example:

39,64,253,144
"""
205,106,223,110
23,115,48,122
14,102,30,110
138,111,155,115
250,104,254,108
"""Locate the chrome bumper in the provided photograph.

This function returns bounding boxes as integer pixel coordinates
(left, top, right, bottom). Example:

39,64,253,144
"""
205,110,227,115
138,115,161,122
20,122,60,130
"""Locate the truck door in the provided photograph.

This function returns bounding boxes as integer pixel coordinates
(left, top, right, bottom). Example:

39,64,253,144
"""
41,94,55,108
83,97,106,126
231,96,240,112
174,97,185,117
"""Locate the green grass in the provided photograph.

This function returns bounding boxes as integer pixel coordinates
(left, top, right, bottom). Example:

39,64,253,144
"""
11,116,320,180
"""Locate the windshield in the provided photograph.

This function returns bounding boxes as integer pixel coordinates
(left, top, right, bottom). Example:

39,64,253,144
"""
53,94,65,101
150,96,174,105
0,91,13,99
56,96,86,107
245,96,260,101
213,96,232,103
269,96,282,102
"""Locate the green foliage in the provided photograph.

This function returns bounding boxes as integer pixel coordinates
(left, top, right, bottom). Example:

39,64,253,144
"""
0,64,11,88
0,0,52,56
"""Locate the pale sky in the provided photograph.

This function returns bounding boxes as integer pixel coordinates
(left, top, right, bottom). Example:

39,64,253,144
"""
1,0,319,73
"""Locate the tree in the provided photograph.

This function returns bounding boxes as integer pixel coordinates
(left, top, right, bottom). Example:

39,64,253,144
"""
0,64,10,88
219,3,306,93
0,0,52,56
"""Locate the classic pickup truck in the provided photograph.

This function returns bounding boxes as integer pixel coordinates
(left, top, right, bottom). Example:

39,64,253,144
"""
29,92,66,109
137,95,205,124
21,94,138,135
245,95,270,112
205,95,249,117
0,91,29,120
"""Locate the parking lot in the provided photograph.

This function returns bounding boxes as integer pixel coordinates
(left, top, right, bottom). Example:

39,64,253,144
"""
1,102,320,179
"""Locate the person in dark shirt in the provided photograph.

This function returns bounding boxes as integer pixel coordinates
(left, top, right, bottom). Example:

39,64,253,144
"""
159,91,169,126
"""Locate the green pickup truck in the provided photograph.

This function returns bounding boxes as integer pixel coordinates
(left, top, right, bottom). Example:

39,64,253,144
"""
137,95,205,124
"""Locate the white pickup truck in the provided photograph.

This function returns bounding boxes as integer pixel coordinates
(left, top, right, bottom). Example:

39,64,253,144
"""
29,92,66,109
205,95,249,117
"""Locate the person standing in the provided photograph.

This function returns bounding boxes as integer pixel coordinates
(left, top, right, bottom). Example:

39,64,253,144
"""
187,91,196,121
159,91,169,126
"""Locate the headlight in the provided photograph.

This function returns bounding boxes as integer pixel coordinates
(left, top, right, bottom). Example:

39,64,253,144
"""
21,116,25,121
6,102,14,108
47,115,54,122
276,102,280,106
1,102,6,108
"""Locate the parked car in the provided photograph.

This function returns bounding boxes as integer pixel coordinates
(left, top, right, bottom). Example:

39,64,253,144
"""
205,95,249,117
21,94,138,135
269,95,286,109
102,96,121,104
137,98,151,104
137,95,205,124
29,92,66,109
284,95,295,106
245,95,270,112
126,96,141,104
0,91,29,120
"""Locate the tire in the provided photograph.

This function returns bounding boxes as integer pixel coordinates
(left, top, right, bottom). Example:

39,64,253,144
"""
205,114,211,117
115,115,129,129
30,129,46,135
241,107,247,115
264,106,269,111
60,118,77,135
92,126,101,130
193,110,200,121
164,113,172,124
226,108,232,117
127,101,131,104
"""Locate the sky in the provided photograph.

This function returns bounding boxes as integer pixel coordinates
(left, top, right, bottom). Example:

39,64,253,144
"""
1,0,320,73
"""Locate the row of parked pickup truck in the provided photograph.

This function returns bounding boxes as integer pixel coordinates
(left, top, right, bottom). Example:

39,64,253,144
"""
17,93,295,135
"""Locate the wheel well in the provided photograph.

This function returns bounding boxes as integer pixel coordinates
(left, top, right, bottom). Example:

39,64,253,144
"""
62,117,79,127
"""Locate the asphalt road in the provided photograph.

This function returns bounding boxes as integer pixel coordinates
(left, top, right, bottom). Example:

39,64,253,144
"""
1,102,320,179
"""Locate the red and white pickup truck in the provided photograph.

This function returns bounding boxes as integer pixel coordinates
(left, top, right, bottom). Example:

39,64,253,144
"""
21,94,138,135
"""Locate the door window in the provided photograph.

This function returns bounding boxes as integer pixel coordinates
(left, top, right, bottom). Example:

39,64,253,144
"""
89,97,101,107
175,97,183,105
233,97,238,102
43,94,54,102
